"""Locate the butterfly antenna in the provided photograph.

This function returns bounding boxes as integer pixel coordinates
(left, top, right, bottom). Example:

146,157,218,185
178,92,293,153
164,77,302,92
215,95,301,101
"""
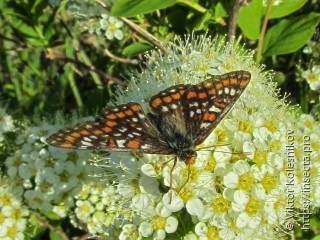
169,157,178,204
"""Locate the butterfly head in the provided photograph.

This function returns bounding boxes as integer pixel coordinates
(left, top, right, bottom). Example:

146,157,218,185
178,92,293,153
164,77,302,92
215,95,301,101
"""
178,149,197,165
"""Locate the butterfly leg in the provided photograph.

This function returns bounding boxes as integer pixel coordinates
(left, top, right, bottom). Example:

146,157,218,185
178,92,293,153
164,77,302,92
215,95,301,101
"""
177,162,191,194
169,156,178,204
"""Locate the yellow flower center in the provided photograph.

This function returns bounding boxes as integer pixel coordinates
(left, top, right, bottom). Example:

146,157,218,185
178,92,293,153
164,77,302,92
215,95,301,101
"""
214,128,228,143
238,120,253,133
307,72,318,83
151,216,166,230
261,174,277,192
205,154,217,172
179,187,193,201
7,225,19,238
207,226,221,240
0,193,12,206
11,208,23,220
182,165,199,184
253,149,268,166
268,139,282,151
238,173,254,191
211,197,230,213
245,198,260,215
0,212,5,224
264,120,278,132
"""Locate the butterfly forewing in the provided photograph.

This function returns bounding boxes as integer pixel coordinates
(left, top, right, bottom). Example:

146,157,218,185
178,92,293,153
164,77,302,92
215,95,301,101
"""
190,70,251,145
47,102,171,153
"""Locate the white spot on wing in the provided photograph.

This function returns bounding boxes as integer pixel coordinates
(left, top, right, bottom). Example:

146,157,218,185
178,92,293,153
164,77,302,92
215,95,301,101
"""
116,140,126,147
83,137,92,142
171,104,178,109
119,127,127,133
209,105,222,113
138,114,146,119
200,122,211,128
81,141,93,146
224,87,230,94
141,144,152,149
230,88,236,96
161,106,169,112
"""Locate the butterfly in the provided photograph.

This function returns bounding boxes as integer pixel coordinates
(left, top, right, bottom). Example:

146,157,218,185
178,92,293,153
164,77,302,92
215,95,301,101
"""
47,70,251,199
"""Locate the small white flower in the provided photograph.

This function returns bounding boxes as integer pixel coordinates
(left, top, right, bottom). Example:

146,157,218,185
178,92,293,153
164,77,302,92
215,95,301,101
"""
100,15,124,40
302,65,320,90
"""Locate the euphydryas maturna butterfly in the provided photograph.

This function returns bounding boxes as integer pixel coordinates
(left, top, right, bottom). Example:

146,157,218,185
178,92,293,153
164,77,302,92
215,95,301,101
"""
47,71,251,197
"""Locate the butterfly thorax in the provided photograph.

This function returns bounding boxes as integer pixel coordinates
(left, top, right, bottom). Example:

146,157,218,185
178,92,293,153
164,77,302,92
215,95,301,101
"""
149,112,197,164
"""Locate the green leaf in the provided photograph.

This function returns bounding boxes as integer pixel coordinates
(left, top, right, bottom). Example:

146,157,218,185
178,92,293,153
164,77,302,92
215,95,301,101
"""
111,0,177,17
238,0,263,40
194,11,212,31
122,42,154,56
263,13,320,56
267,0,308,19
10,17,39,38
215,2,227,19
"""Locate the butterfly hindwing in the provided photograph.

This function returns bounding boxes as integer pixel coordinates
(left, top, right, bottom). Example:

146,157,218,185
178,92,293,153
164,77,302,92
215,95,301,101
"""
47,102,172,153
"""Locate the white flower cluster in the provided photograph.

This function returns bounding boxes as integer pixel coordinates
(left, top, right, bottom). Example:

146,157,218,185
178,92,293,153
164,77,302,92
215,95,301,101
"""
301,40,320,91
4,121,94,212
69,0,124,40
0,107,14,142
72,182,120,236
78,35,319,239
0,184,29,240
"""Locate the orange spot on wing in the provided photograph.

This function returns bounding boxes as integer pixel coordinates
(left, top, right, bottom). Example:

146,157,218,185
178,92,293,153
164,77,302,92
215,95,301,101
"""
187,91,197,99
80,130,90,135
93,130,104,135
198,92,207,99
208,88,216,95
214,102,227,108
127,139,140,149
59,143,73,148
130,123,136,128
65,135,76,143
116,112,126,118
106,121,117,127
171,93,181,100
163,96,172,103
102,127,112,133
204,112,216,121
131,104,142,112
106,114,117,119
222,79,230,86
71,132,81,138
151,98,162,108
108,139,117,148
215,82,223,90
179,89,185,95
230,78,238,85
240,79,249,87
125,109,134,116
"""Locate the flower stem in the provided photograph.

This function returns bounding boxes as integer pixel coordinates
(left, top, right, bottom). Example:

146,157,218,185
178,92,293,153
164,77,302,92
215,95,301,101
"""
256,0,273,64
